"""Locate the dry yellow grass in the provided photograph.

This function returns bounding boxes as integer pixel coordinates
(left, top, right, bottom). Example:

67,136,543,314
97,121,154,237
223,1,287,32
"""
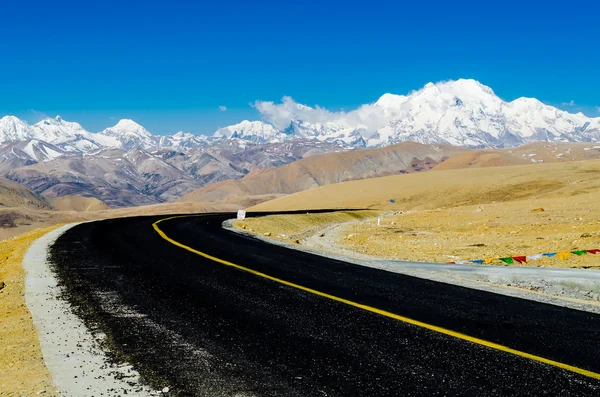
0,225,63,396
339,198,600,268
249,159,600,268
236,211,378,243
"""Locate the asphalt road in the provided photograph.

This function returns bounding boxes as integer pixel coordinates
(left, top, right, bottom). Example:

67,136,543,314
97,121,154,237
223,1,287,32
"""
49,212,600,396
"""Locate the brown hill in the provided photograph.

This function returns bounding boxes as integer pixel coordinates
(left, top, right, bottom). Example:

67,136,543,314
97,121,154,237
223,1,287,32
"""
48,195,110,212
0,178,49,209
180,142,468,204
250,157,600,212
434,142,600,170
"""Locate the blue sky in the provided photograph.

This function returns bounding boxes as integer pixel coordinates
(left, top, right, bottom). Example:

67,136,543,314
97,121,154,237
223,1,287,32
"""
1,0,598,134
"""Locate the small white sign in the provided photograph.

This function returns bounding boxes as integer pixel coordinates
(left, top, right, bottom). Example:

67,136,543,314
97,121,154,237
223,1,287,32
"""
237,210,246,220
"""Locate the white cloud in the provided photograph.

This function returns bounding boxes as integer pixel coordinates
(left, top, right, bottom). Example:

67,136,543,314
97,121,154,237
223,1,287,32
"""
219,105,227,112
254,95,403,135
561,100,576,106
596,106,600,114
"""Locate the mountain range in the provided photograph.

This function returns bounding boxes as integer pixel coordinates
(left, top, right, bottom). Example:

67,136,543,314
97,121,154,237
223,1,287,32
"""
3,79,600,153
1,79,599,207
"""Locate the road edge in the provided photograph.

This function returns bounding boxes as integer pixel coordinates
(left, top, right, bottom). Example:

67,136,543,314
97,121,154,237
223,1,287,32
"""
23,222,155,397
223,218,600,314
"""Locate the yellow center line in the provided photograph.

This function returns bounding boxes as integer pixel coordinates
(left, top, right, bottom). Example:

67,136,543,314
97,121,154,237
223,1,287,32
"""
153,215,600,381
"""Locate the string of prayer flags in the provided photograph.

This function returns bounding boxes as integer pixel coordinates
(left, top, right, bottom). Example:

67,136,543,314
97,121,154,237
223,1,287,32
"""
454,247,600,266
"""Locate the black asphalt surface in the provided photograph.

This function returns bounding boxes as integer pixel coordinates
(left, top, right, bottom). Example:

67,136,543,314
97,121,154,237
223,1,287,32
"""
49,212,600,396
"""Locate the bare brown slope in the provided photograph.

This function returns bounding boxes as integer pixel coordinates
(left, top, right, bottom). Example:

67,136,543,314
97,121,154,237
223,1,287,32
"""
434,142,600,170
180,142,468,203
0,177,50,209
250,158,600,212
48,195,110,212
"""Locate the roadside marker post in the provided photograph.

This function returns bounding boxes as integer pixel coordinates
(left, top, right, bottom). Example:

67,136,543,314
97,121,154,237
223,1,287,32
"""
237,210,246,220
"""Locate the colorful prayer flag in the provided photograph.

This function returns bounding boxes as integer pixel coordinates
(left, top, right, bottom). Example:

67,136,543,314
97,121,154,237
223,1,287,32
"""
557,252,572,260
512,256,527,264
499,257,514,264
484,258,496,264
587,249,600,254
542,253,557,257
571,250,587,256
470,259,484,264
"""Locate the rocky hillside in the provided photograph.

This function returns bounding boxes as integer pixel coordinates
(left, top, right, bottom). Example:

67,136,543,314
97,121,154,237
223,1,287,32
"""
2,140,345,207
0,178,50,209
180,142,468,204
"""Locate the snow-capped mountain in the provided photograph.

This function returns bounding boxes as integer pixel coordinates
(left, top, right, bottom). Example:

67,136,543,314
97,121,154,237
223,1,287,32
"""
0,116,31,142
98,119,156,151
1,79,599,155
0,139,68,174
364,80,600,147
285,120,367,146
0,115,119,153
214,120,284,143
157,131,215,150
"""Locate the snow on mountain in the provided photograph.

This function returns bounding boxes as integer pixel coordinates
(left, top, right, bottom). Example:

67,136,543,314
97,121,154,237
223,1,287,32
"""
214,120,284,143
157,131,212,150
0,139,68,173
0,115,120,153
284,120,366,146
372,80,600,147
98,119,156,150
1,79,599,154
31,115,90,143
0,116,32,142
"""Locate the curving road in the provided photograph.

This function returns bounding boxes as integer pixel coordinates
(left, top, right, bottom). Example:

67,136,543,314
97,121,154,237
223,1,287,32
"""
49,212,600,396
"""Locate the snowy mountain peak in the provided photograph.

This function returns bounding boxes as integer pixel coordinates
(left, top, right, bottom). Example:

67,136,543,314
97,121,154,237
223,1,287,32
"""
0,115,32,142
449,78,495,95
214,120,281,143
375,93,407,109
108,119,152,137
99,119,154,150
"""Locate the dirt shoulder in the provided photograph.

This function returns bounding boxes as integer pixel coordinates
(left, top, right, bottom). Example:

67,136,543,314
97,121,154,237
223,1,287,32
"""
0,225,63,396
238,194,600,269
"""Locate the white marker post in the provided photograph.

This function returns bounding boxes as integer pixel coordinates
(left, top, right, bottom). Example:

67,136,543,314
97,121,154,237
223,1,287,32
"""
237,210,246,220
377,217,381,226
